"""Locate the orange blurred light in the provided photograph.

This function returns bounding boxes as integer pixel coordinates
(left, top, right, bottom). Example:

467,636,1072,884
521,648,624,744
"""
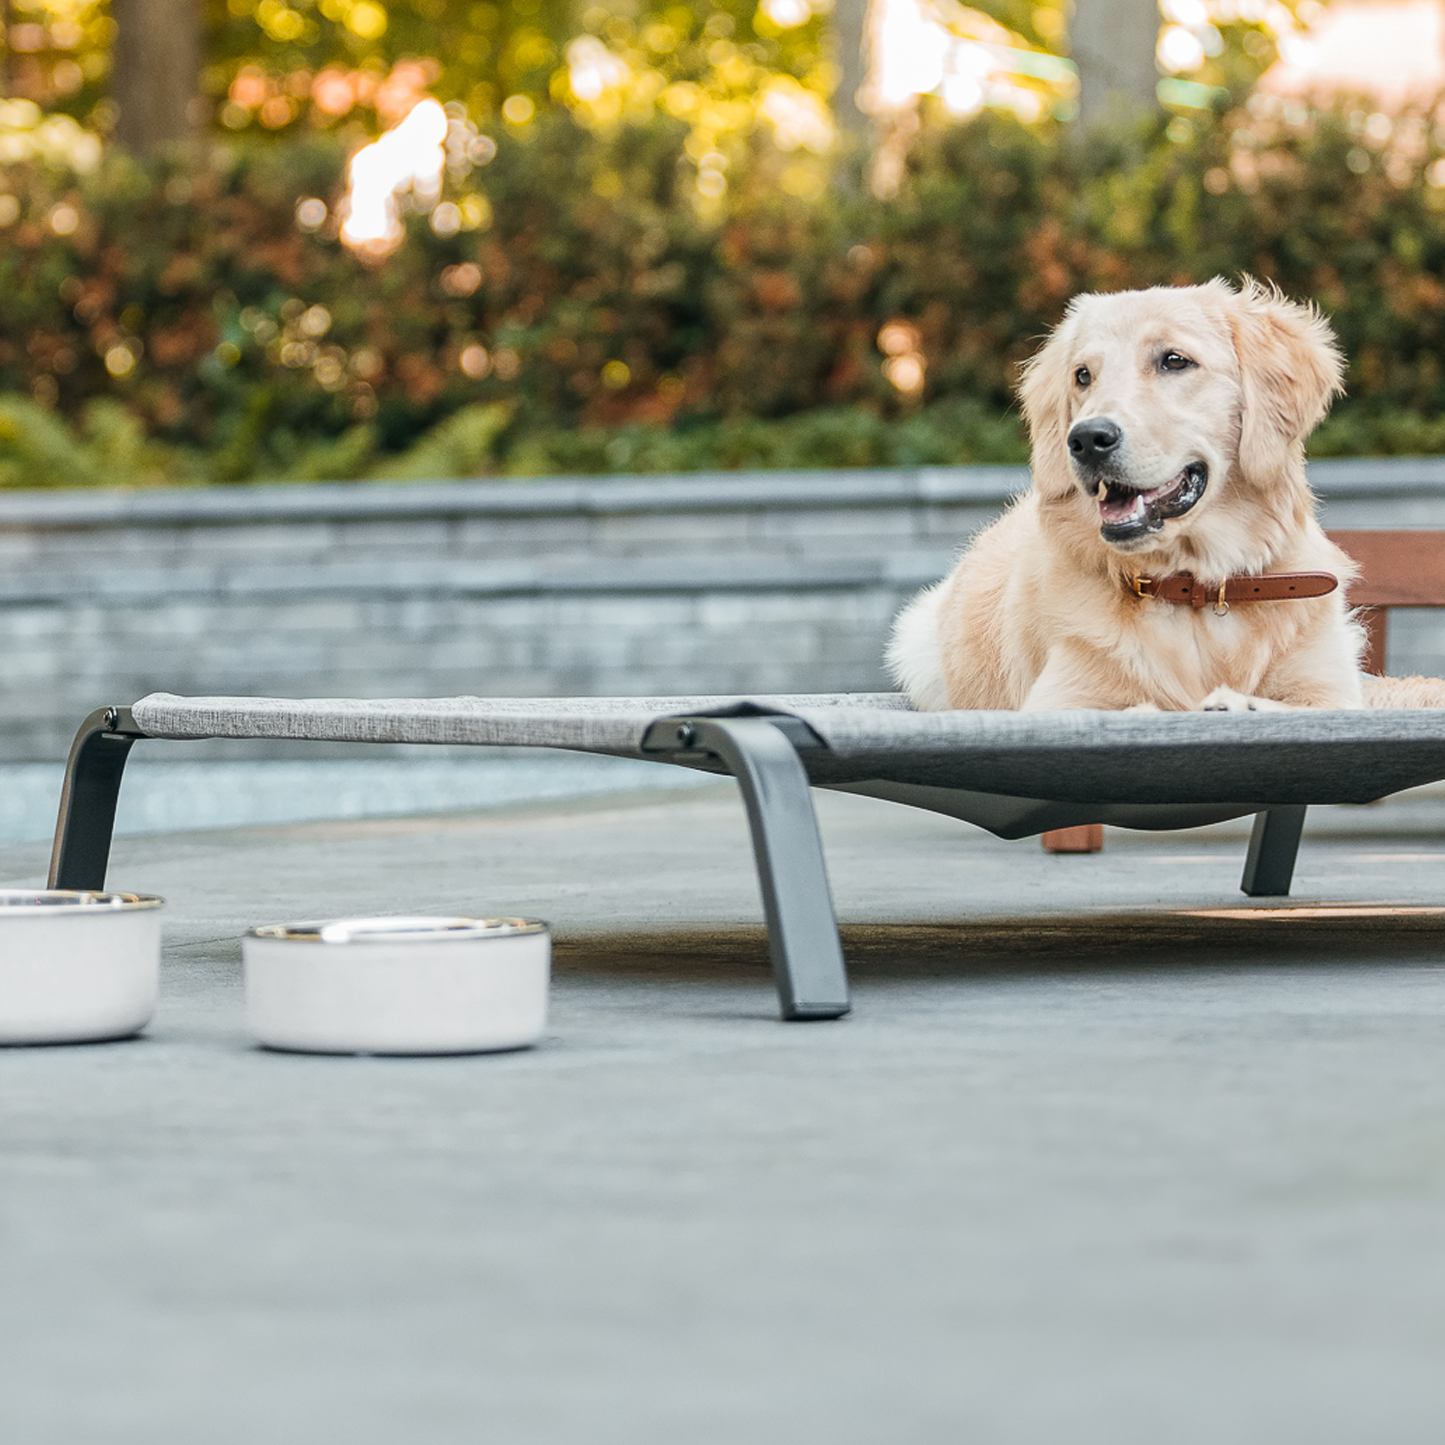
313,70,356,116
230,67,269,109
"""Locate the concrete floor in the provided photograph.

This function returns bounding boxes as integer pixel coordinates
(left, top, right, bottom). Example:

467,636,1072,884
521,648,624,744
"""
4,782,1445,1443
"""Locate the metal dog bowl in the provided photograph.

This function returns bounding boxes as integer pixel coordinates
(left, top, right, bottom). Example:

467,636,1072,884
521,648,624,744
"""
0,890,164,1044
243,915,551,1055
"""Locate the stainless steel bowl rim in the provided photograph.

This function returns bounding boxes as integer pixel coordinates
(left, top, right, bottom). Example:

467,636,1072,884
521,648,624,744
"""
248,915,548,944
0,889,164,915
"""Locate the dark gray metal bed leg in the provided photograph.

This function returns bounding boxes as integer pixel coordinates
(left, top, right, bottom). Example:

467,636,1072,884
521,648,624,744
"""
1241,806,1307,897
642,716,849,1022
48,706,147,891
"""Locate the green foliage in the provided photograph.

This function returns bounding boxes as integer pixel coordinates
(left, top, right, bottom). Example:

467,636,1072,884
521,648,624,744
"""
201,0,825,136
0,394,188,487
505,398,1028,474
6,98,1445,489
203,0,579,128
376,399,513,476
1310,408,1445,459
2,0,114,131
0,394,106,488
0,394,1025,486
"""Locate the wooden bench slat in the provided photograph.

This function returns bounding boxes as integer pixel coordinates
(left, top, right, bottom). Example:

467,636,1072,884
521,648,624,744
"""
1326,530,1445,608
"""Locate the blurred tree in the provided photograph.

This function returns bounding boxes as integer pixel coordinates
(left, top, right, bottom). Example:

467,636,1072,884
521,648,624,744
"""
831,0,868,137
199,0,824,132
112,0,200,150
1071,0,1159,126
0,0,1297,158
0,0,110,125
202,0,578,128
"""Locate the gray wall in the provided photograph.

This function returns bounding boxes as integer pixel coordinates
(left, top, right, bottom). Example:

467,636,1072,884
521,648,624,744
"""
2,459,1444,761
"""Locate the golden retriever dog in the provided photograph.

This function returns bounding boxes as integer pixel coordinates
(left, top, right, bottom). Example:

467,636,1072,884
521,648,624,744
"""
887,277,1443,713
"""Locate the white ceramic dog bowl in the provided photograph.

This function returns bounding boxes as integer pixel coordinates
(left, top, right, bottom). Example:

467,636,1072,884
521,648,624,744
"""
0,890,163,1044
243,915,551,1055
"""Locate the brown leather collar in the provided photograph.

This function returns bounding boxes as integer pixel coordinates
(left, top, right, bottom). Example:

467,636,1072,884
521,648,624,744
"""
1131,571,1338,613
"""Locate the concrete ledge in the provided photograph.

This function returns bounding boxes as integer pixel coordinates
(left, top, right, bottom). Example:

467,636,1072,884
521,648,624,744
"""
1,455,1441,529
1307,456,1445,493
0,466,1031,527
0,553,957,605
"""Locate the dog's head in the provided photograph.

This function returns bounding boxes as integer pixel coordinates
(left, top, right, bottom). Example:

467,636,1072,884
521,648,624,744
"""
1018,278,1343,558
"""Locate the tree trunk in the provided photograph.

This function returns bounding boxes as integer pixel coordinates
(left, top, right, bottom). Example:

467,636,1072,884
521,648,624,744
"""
110,0,201,154
831,0,871,140
1071,0,1160,128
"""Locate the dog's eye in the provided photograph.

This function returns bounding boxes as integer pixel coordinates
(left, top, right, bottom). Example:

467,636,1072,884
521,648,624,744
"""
1160,351,1194,372
1074,367,1091,387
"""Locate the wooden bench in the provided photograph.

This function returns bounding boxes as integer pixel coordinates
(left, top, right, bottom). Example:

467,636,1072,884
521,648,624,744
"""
1040,530,1445,853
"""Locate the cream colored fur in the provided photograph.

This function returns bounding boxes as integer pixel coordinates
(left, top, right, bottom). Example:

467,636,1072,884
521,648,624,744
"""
885,278,1435,713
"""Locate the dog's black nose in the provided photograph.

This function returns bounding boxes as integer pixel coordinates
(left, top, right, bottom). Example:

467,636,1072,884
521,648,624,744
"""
1068,418,1122,465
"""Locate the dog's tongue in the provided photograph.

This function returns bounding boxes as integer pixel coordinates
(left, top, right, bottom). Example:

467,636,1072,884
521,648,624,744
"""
1099,485,1147,524
1098,471,1185,524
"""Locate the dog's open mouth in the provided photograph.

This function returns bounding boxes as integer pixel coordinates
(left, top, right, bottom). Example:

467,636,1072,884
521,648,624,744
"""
1096,462,1208,542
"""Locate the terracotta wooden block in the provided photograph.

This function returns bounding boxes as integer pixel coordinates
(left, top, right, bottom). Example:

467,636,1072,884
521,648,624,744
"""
1326,530,1445,676
1040,824,1104,854
1326,530,1445,609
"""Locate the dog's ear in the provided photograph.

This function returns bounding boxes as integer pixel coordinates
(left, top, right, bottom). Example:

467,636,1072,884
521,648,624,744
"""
1227,278,1343,485
1017,313,1077,500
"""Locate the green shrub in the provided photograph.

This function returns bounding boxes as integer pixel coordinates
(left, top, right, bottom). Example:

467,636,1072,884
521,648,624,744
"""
3,101,1445,486
376,402,515,479
0,395,102,489
0,394,193,488
504,398,1027,474
1309,408,1445,457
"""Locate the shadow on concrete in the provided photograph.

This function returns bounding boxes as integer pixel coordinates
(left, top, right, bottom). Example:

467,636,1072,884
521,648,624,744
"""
557,909,1445,982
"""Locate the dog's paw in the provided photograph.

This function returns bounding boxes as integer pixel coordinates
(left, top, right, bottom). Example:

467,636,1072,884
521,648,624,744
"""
1198,687,1290,713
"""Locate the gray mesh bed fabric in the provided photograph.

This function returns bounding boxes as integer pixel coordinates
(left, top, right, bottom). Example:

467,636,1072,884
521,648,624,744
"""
131,689,1445,819
52,690,1445,1022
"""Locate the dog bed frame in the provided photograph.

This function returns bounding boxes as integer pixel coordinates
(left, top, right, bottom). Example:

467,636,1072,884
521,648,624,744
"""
48,692,1445,1021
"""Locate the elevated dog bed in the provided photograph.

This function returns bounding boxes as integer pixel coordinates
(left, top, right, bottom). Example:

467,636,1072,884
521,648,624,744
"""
50,693,1445,1021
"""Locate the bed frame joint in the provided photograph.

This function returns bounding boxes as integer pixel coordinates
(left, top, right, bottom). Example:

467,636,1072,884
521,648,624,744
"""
643,714,849,1022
